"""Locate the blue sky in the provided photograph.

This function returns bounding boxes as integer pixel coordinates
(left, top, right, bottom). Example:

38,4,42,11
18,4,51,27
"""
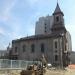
0,0,75,51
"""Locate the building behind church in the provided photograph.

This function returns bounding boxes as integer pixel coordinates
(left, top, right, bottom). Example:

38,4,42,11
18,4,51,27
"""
7,3,72,67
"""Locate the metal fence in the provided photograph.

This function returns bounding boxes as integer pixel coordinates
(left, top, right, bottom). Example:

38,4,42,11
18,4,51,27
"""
0,59,41,69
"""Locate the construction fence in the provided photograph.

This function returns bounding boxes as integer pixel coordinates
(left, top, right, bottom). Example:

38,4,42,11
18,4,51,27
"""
0,59,41,69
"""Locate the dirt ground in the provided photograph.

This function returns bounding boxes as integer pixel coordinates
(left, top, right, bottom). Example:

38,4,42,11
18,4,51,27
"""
45,68,75,75
0,68,75,75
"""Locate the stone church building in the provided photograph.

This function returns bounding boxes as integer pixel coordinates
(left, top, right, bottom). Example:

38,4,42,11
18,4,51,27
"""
9,3,72,67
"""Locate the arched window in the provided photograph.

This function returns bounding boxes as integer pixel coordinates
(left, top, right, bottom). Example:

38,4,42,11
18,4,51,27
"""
44,23,47,33
55,55,58,61
56,16,59,22
41,43,45,53
15,47,18,53
31,44,35,53
55,41,57,49
22,45,26,52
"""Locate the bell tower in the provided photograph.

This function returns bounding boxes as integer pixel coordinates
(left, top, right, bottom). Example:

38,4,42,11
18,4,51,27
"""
51,3,66,33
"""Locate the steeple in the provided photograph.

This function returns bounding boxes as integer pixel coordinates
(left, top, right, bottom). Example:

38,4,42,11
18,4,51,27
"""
53,2,64,16
51,2,66,33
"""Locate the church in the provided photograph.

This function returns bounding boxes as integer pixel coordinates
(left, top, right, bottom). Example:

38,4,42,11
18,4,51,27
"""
8,3,72,67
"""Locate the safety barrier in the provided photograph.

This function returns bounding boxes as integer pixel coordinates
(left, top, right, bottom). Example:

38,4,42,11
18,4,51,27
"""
0,59,41,69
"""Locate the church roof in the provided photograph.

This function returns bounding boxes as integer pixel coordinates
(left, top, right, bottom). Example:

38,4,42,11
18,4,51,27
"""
54,3,61,13
53,3,64,15
12,32,65,43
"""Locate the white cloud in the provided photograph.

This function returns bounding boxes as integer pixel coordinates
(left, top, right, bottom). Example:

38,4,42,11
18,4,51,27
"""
0,0,17,22
0,0,22,38
0,27,5,36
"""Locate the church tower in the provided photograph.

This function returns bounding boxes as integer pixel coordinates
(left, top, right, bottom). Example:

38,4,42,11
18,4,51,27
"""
51,3,66,33
51,3,72,68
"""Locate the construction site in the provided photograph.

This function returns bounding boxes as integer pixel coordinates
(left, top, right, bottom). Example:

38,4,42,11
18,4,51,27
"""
0,59,75,75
